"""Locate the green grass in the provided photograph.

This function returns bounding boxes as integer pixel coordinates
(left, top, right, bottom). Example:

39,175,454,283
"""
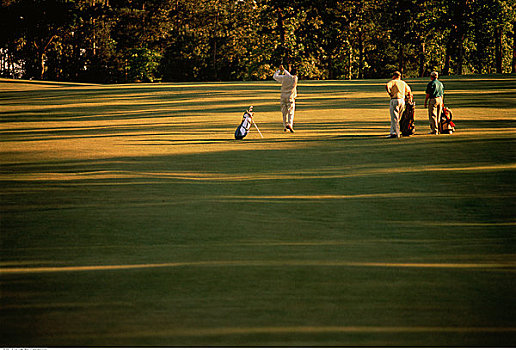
1,75,515,346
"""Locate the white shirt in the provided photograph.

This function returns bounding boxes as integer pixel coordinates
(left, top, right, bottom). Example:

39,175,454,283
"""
386,79,411,99
273,69,298,101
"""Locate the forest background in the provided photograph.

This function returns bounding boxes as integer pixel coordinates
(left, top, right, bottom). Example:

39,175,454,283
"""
1,0,515,83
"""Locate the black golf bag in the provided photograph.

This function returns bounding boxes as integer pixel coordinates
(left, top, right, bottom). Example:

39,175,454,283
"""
439,106,455,134
400,100,416,136
234,107,254,140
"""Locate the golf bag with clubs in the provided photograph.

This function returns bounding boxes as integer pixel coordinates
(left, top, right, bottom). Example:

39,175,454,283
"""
234,106,263,140
400,99,416,136
439,106,455,134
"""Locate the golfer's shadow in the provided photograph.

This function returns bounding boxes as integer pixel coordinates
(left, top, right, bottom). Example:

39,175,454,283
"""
333,134,387,139
133,138,231,145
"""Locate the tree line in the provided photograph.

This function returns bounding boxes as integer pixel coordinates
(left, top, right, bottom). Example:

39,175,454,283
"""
1,0,515,83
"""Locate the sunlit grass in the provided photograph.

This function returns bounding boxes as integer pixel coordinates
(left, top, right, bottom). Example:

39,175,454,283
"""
0,75,515,346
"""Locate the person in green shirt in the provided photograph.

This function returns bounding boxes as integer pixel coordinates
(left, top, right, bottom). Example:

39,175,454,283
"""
424,71,444,135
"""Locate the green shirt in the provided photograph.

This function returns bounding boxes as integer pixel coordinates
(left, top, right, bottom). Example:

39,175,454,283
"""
426,79,444,98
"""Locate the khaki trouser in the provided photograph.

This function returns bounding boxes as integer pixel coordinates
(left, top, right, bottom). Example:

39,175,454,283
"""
389,98,405,136
281,98,295,128
428,97,443,133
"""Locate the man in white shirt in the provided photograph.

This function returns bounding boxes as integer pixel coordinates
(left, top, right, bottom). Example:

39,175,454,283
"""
273,65,298,132
385,71,412,138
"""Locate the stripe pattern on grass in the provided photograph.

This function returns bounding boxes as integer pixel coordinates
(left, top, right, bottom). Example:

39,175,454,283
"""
1,260,515,274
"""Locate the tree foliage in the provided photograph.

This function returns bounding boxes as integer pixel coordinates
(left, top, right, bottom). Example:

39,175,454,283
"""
1,0,515,82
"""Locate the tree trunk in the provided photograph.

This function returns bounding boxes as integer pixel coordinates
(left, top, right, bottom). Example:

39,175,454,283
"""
418,41,426,77
277,8,288,65
278,10,285,45
456,33,464,75
358,27,364,79
347,19,352,80
10,50,15,77
513,21,516,73
92,18,96,56
443,40,451,75
73,34,80,80
398,43,404,76
327,55,334,79
39,51,45,80
212,10,218,80
347,39,352,80
495,25,503,73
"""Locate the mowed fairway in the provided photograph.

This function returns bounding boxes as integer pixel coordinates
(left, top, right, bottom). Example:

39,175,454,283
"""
0,75,515,346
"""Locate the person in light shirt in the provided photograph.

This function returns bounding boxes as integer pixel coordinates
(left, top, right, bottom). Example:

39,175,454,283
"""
385,71,412,138
273,65,298,132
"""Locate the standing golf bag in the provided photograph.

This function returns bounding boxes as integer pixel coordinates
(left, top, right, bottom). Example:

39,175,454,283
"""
400,100,416,136
439,106,455,134
235,106,254,140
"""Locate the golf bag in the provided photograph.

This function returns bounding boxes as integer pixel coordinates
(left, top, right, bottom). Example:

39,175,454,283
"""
234,106,254,140
400,100,416,136
439,106,455,134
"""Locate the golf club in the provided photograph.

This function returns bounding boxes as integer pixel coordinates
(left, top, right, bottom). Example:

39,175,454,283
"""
253,121,264,138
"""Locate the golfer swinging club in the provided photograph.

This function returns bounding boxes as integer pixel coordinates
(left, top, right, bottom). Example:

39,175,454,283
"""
273,64,298,132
